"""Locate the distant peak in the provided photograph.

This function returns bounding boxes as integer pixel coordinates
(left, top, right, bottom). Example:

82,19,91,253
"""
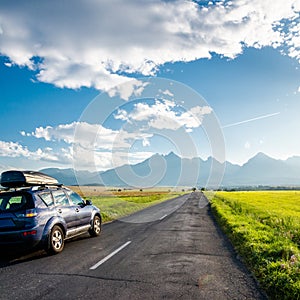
256,152,269,157
204,156,224,164
252,152,273,160
165,151,180,159
243,152,275,166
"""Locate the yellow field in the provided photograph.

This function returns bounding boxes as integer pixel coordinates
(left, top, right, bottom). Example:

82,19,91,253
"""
215,190,300,217
207,191,300,299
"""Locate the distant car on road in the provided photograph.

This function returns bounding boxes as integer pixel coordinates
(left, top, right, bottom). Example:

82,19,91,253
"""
0,170,101,254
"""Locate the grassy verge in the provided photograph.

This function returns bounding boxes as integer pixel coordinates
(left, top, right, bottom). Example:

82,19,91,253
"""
205,191,300,300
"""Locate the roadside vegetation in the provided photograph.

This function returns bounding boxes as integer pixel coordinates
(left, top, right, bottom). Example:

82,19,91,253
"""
205,191,300,300
71,187,184,222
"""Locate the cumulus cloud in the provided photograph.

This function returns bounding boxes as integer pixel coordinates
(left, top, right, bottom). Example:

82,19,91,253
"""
160,89,174,98
0,136,153,171
0,141,31,158
30,122,120,149
7,99,211,169
0,0,299,91
19,104,211,169
107,79,149,100
27,121,153,151
30,122,116,148
115,100,212,131
0,140,72,163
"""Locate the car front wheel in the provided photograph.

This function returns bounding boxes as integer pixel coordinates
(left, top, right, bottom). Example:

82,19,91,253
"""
89,215,101,237
47,225,65,254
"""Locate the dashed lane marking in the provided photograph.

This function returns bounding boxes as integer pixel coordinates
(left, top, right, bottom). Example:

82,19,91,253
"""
90,241,132,270
159,214,168,220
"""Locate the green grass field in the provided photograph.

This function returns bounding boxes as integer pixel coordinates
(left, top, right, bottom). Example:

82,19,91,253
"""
73,188,184,223
206,191,300,300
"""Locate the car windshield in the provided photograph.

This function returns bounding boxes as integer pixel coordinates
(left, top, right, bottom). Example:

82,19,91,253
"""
0,191,34,213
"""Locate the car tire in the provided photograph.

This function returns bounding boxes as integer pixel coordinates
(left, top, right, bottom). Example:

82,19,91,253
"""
89,215,101,237
47,225,65,254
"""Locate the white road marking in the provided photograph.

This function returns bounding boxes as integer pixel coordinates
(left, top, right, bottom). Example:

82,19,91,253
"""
159,214,168,220
90,241,132,270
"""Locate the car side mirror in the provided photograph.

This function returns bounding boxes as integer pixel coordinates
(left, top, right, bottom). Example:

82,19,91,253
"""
85,199,92,206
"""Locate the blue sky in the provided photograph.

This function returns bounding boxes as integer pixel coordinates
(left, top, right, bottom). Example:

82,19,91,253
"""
0,0,299,172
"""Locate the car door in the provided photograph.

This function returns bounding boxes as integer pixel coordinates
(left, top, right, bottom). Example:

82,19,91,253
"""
52,189,77,230
65,190,92,228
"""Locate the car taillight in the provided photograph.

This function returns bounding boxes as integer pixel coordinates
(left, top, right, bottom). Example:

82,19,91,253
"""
25,209,37,217
22,230,37,236
16,209,37,218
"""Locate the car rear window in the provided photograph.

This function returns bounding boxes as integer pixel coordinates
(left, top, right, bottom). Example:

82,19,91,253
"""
0,192,34,212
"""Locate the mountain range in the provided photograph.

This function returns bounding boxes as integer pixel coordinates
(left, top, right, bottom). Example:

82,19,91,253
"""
40,152,300,188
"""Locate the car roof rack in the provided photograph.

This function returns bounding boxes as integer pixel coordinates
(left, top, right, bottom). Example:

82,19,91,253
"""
0,184,64,193
31,184,63,191
0,170,60,189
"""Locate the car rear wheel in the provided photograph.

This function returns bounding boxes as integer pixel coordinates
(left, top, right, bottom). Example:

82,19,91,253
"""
47,225,65,254
89,215,101,237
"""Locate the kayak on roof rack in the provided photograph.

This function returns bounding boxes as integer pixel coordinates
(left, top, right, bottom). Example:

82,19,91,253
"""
0,170,59,188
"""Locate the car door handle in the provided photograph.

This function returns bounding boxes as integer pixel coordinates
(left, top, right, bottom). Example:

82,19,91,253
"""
75,208,80,213
57,208,62,213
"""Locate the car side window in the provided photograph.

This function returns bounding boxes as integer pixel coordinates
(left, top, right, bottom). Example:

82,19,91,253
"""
52,190,70,206
66,190,84,206
39,192,54,207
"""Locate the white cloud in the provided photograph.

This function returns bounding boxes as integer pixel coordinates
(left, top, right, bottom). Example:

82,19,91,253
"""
0,141,31,158
30,122,117,149
27,121,154,152
20,131,26,137
107,79,149,100
244,141,251,149
21,112,213,169
72,144,154,170
159,89,174,98
142,138,150,147
115,100,212,132
0,138,153,170
114,109,129,122
0,0,299,91
111,150,155,169
0,140,71,164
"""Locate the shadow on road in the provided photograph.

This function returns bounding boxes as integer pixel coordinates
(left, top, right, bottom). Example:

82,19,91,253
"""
0,249,48,268
0,233,93,268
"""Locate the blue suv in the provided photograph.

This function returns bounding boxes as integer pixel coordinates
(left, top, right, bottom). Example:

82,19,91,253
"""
0,170,102,254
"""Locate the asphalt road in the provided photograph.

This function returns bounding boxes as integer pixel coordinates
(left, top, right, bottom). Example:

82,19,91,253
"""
0,192,266,300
